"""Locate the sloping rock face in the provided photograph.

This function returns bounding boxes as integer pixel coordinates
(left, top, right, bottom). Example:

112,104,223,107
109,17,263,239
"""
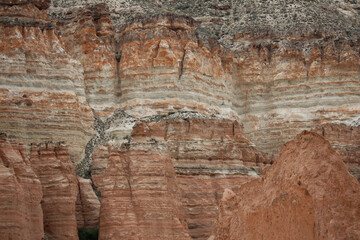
93,117,269,239
30,143,79,240
313,123,360,181
0,138,43,240
0,2,94,164
216,131,360,240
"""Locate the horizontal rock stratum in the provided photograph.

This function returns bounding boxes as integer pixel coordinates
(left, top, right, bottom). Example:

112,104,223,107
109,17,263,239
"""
0,0,359,239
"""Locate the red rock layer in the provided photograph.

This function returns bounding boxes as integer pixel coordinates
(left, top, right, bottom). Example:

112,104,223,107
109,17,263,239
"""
312,123,360,181
30,143,79,240
216,131,360,240
0,2,94,164
76,176,100,229
92,118,269,239
235,37,360,157
0,138,43,240
117,15,237,118
55,4,117,118
94,143,191,240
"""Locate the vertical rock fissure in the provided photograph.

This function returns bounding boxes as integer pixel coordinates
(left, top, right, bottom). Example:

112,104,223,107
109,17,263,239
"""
178,49,186,81
115,47,122,97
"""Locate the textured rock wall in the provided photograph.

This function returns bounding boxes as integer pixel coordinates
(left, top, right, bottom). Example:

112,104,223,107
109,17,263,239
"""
216,131,360,240
93,117,270,239
116,15,236,118
0,138,43,240
313,123,360,181
0,2,94,164
234,37,360,156
93,143,191,240
76,176,100,229
30,143,79,240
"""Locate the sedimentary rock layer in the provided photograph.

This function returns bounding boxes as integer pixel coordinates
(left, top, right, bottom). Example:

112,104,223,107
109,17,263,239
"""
94,143,191,240
235,37,360,157
54,4,117,118
216,131,360,240
0,138,43,240
30,143,79,240
0,2,94,164
93,117,269,239
116,15,236,118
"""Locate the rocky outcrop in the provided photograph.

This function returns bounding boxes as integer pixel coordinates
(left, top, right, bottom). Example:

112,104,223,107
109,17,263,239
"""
0,2,94,165
313,123,360,181
54,4,117,118
76,176,100,229
93,117,269,239
30,143,79,240
216,131,360,240
94,143,191,240
235,36,360,157
0,138,43,240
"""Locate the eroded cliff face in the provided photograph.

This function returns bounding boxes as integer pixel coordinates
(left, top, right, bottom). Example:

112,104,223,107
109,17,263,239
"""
0,0,360,239
216,131,360,240
0,138,43,240
92,118,269,239
0,2,94,165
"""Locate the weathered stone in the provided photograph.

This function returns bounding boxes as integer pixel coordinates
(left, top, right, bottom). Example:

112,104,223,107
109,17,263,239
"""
30,143,79,240
0,139,43,240
216,131,360,240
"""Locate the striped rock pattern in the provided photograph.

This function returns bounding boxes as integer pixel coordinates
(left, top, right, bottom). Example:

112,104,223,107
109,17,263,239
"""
117,15,237,118
0,2,94,165
30,143,79,240
94,143,191,240
55,4,118,118
93,118,270,239
234,37,360,156
0,138,43,240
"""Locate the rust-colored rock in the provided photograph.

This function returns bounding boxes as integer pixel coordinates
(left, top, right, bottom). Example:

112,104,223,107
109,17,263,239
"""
216,131,360,240
312,123,360,181
0,138,43,240
94,143,191,240
76,176,100,229
0,2,94,165
93,117,269,239
30,143,79,240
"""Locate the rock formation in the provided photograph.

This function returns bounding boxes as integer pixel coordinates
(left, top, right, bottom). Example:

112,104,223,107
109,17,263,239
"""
0,1,94,165
76,176,101,229
0,138,43,240
93,117,269,239
0,0,359,239
30,143,79,240
313,123,360,181
216,131,360,240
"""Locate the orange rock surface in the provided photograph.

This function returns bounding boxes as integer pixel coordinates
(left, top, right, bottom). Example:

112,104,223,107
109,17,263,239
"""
93,117,269,239
30,143,79,240
94,143,191,240
216,131,360,240
0,138,43,240
0,2,94,165
313,123,360,181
